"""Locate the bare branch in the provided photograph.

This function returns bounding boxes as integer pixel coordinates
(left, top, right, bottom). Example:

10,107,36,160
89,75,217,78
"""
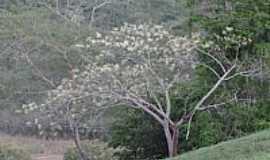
145,77,165,113
23,47,56,88
128,96,165,125
39,2,81,27
197,99,235,111
224,69,260,81
197,48,226,73
185,64,236,139
198,63,221,78
165,90,172,117
89,0,112,27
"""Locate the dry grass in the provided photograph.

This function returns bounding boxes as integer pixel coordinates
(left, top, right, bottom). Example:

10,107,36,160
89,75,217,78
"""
31,154,63,160
0,133,74,155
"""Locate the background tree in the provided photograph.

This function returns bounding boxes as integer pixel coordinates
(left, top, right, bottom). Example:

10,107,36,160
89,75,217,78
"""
0,6,90,136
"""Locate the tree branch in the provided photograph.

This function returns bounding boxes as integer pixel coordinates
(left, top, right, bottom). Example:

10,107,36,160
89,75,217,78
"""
165,90,172,117
89,0,112,27
198,63,221,78
185,64,236,139
197,48,226,73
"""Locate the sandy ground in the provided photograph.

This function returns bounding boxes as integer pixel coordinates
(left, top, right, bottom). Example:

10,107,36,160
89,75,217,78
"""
0,133,74,154
31,154,63,160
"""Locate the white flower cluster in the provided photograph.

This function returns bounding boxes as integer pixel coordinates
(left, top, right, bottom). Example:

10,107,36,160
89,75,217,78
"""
87,24,199,58
202,26,252,49
21,103,39,114
79,24,200,97
47,24,201,106
22,24,201,129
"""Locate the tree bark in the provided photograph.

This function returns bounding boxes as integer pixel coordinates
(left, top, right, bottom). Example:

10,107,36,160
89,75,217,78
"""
68,119,90,160
163,122,180,158
73,126,90,160
172,125,179,156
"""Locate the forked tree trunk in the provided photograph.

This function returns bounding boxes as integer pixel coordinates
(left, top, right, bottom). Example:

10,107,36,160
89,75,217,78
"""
163,123,180,158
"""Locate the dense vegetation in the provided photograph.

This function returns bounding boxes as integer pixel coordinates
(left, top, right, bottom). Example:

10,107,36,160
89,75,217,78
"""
0,0,269,159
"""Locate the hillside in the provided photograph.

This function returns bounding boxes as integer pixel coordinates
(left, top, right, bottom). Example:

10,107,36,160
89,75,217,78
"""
169,129,270,160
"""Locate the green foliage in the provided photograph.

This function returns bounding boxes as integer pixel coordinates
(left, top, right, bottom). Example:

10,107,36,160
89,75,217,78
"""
0,145,31,160
64,140,121,160
190,101,270,147
110,99,270,159
110,107,167,160
191,0,270,144
197,0,270,56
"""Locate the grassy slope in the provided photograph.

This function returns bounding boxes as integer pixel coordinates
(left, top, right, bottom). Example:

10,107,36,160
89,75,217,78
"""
169,129,270,160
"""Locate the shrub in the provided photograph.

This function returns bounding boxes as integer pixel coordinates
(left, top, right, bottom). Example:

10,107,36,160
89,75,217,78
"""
110,108,167,160
64,140,122,160
0,145,31,160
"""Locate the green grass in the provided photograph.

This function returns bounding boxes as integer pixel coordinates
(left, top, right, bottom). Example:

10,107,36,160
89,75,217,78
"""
168,129,270,160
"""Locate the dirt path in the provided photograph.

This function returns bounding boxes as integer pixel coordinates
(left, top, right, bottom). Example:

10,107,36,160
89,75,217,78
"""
31,154,63,160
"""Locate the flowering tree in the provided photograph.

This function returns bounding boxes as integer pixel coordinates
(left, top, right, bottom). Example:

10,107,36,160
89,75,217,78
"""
25,24,257,158
22,72,114,160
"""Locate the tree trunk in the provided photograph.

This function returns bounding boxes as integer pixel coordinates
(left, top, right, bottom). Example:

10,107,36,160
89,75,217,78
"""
172,126,179,156
73,126,90,160
163,123,180,158
68,119,90,160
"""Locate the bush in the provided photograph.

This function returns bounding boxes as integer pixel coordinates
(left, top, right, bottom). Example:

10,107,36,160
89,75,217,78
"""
64,140,122,160
0,145,31,160
110,108,167,160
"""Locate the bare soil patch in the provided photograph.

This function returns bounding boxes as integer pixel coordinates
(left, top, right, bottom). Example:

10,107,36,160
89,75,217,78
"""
0,133,73,158
31,154,63,160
